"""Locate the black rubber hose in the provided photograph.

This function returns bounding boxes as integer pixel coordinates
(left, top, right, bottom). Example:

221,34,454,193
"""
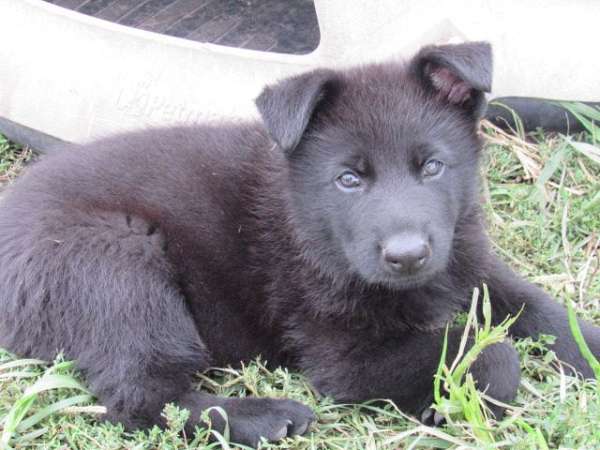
485,97,600,134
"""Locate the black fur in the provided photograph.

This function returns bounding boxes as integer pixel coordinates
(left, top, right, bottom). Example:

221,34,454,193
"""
1,42,599,447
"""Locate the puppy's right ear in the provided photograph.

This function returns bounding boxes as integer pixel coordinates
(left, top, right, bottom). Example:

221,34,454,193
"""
255,69,338,155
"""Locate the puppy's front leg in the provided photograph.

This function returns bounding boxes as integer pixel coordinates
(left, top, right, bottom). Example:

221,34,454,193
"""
293,324,520,418
486,256,600,377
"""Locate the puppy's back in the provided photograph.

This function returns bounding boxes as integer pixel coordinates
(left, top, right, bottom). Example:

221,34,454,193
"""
0,123,270,357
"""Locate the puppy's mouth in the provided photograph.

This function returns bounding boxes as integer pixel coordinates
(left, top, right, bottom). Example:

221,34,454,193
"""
379,272,436,290
359,267,439,291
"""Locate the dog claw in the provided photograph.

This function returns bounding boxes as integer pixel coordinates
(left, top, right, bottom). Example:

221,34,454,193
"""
433,411,446,426
293,420,309,436
273,424,289,441
420,407,435,425
420,407,446,427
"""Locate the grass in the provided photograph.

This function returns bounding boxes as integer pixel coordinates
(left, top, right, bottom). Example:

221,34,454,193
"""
0,135,31,189
432,286,521,445
0,110,599,449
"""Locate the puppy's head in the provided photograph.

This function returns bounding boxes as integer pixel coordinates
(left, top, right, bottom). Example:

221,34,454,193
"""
256,42,491,290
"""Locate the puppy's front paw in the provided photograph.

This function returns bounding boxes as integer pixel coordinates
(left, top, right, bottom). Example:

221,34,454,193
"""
209,397,315,448
419,400,507,428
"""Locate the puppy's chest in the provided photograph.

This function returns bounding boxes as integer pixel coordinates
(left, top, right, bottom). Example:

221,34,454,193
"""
274,278,463,338
344,291,462,335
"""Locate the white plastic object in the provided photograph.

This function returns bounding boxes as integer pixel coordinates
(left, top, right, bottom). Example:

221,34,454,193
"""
0,0,598,144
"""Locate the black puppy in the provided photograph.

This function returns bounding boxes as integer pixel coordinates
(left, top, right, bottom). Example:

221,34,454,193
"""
0,42,598,447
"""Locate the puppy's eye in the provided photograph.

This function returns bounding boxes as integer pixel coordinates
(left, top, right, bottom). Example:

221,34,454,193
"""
336,170,362,190
422,159,445,177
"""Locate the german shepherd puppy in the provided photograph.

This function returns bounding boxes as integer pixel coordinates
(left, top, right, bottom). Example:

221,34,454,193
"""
1,42,598,447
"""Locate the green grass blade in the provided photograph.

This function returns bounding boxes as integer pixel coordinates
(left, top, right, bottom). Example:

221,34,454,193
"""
0,361,92,449
0,394,37,449
560,102,600,122
582,190,600,212
434,325,449,404
535,428,550,450
566,300,600,383
15,394,93,433
44,360,76,374
0,359,46,372
482,284,492,334
488,101,526,138
567,140,600,165
24,373,89,396
557,102,600,137
0,371,42,380
535,143,569,188
12,427,48,445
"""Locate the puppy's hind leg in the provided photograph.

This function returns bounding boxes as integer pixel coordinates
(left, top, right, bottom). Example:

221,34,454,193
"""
0,211,312,447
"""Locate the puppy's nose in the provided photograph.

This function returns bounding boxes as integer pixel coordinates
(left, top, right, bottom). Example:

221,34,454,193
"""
382,234,431,274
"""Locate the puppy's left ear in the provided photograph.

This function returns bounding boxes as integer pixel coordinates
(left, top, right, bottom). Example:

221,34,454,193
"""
255,69,338,155
410,41,492,118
